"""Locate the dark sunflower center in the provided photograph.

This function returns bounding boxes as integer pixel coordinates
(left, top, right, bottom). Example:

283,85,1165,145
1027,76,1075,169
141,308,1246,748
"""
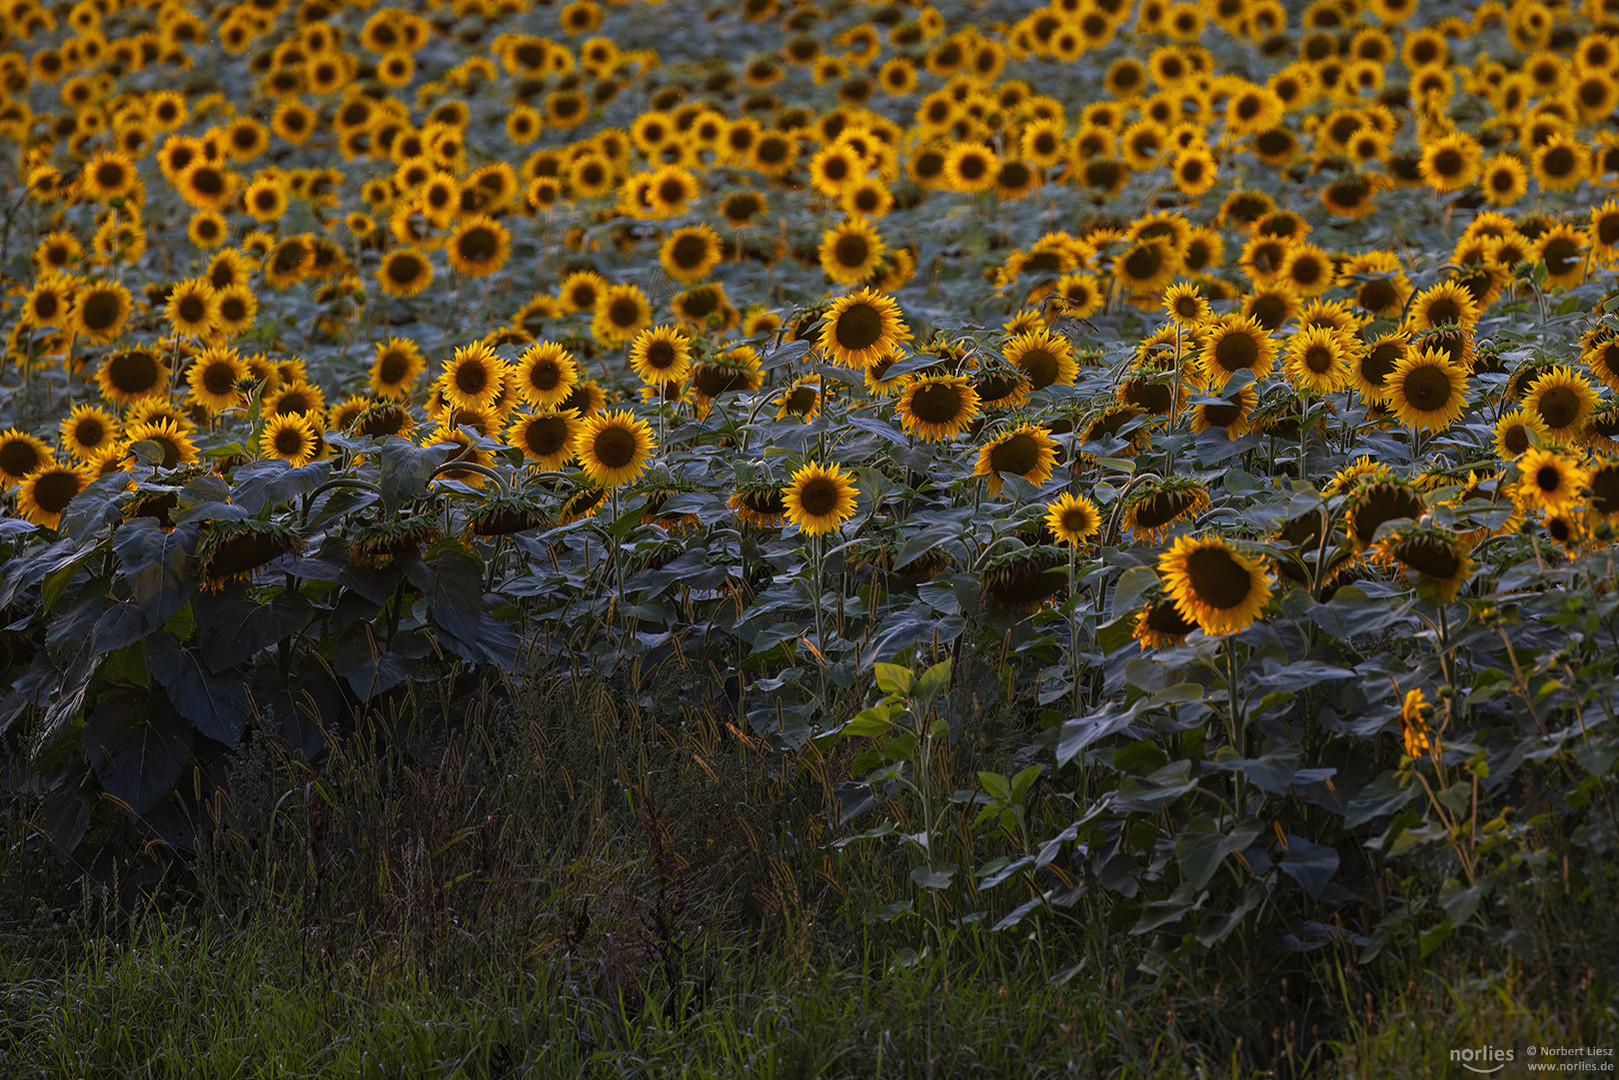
273,426,308,456
178,294,208,323
657,178,686,204
81,291,122,331
458,227,498,264
96,162,126,189
0,440,41,476
1543,146,1575,177
33,469,81,513
192,167,224,195
1214,330,1261,371
1014,347,1059,389
833,233,870,268
1249,294,1287,329
73,418,106,446
1351,484,1423,545
1588,465,1619,514
1393,536,1460,580
998,162,1031,188
592,425,637,468
1536,464,1564,492
34,293,60,319
833,302,883,350
1359,279,1399,313
1134,489,1197,529
644,341,678,370
1433,148,1463,176
1402,365,1452,409
529,359,561,390
1599,216,1619,246
783,387,817,413
1544,237,1581,275
108,351,158,392
1536,385,1581,428
1184,546,1252,609
909,383,966,424
798,477,840,516
988,433,1040,476
609,297,642,326
671,235,708,269
454,362,489,396
202,361,237,395
823,157,849,181
524,416,570,456
957,154,987,181
1124,245,1163,281
1503,423,1530,455
1304,344,1335,374
1146,599,1197,635
1061,506,1094,535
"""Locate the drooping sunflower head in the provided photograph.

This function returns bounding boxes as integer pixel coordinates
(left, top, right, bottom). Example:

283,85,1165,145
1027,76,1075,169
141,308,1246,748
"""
1158,533,1273,636
1371,523,1472,602
729,482,788,529
1132,589,1200,651
981,545,1068,615
1344,476,1426,549
1124,478,1210,541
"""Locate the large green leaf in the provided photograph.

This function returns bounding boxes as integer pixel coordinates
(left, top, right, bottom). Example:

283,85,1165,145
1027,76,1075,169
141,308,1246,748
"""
82,696,193,815
112,519,199,629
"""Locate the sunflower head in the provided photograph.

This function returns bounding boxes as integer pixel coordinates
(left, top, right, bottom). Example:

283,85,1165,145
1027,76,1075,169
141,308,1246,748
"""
781,461,859,536
1157,533,1273,636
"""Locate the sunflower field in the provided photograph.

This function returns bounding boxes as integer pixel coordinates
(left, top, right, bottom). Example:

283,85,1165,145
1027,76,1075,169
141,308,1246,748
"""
3,0,1619,1072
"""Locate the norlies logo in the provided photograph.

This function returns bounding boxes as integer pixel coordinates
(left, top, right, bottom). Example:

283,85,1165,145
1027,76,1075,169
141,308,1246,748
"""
1452,1045,1515,1073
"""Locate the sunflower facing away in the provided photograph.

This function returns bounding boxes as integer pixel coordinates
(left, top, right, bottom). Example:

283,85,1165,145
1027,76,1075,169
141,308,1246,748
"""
1158,533,1273,636
782,461,860,536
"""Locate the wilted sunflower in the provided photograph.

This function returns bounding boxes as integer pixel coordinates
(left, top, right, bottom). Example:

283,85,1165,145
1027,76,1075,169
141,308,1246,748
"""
262,413,319,467
781,461,859,536
15,461,87,529
982,545,1068,614
1399,688,1433,759
1385,347,1469,431
574,408,655,488
818,287,910,369
897,374,981,441
1373,523,1472,601
1523,366,1599,441
1158,534,1273,636
1133,589,1201,651
1344,476,1426,549
775,377,822,421
972,423,1058,496
628,325,692,387
1124,478,1210,541
729,482,787,528
1516,446,1591,513
819,218,886,285
199,520,305,591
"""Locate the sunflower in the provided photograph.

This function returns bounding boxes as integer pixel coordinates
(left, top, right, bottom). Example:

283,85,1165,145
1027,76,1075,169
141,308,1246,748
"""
1132,590,1200,651
775,377,822,421
1516,446,1591,513
166,277,218,337
1479,153,1528,206
1405,280,1479,334
1531,133,1586,192
941,141,999,194
212,284,257,337
1044,491,1101,546
896,375,981,442
0,429,52,485
186,346,248,413
658,224,723,286
1124,479,1210,541
1535,224,1590,290
21,274,74,329
1494,409,1547,460
1373,524,1472,602
1189,383,1258,438
504,341,574,410
818,287,910,369
446,215,510,278
1523,366,1599,441
819,218,887,286
628,325,692,387
15,462,86,529
261,413,318,467
1163,282,1212,325
1385,347,1469,432
82,150,138,202
442,342,506,411
72,280,133,344
781,461,859,536
362,338,422,401
1344,478,1426,549
1283,327,1353,394
177,160,237,211
506,408,581,469
591,283,653,345
1199,314,1276,384
125,418,199,469
378,247,433,297
95,348,169,406
574,408,655,488
59,404,120,461
1112,238,1179,297
1158,534,1273,636
1417,131,1482,193
1003,328,1078,390
1399,689,1434,759
972,423,1057,496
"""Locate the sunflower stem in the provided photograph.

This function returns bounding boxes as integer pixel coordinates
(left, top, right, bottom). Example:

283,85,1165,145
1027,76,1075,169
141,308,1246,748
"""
1226,637,1246,819
811,531,829,720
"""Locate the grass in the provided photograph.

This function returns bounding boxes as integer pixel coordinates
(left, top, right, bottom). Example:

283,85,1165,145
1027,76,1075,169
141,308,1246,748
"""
2,675,1614,1078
